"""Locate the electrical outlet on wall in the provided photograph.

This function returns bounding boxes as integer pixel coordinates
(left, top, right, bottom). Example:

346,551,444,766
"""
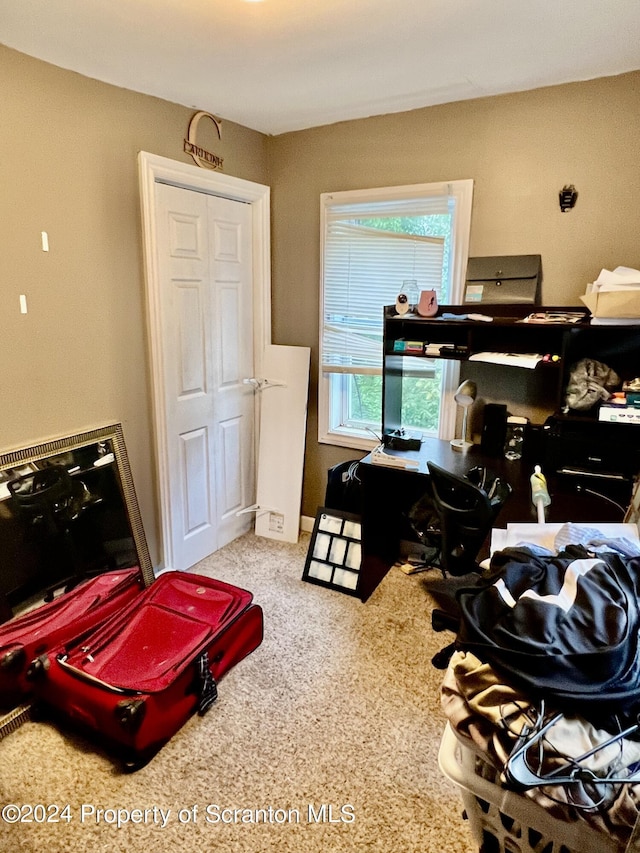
268,512,284,533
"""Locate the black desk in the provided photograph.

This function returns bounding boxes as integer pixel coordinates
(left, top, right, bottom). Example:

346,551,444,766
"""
357,437,625,602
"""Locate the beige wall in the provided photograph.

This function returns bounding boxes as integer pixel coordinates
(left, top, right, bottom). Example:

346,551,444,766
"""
267,72,640,516
0,46,269,564
3,41,640,546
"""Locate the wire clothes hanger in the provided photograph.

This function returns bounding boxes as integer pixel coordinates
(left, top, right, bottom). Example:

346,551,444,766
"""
504,699,640,801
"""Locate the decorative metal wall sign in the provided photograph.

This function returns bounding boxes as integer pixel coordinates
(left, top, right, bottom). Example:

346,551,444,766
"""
184,110,224,170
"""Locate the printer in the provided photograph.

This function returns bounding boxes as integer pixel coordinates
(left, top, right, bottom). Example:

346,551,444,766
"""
543,415,640,505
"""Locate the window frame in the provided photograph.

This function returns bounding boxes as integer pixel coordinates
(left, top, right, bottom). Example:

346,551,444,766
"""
318,179,474,450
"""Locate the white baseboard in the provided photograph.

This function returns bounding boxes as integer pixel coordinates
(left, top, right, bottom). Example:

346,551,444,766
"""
300,515,315,533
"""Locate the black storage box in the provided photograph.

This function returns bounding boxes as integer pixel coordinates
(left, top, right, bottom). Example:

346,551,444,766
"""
463,255,542,305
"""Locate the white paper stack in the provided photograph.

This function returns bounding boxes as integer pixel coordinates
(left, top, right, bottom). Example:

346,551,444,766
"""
590,266,640,293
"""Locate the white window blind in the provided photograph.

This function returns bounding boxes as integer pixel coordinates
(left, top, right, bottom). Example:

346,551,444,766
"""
321,196,449,375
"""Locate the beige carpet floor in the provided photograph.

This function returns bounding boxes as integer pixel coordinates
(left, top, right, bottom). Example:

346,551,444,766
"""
0,532,475,853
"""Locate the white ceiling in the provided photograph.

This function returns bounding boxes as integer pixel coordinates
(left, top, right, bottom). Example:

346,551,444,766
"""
3,0,640,136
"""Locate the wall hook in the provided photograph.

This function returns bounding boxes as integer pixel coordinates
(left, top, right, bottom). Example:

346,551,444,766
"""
559,184,578,212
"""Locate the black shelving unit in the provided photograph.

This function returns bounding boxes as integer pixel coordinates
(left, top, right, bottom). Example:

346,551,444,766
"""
381,304,640,485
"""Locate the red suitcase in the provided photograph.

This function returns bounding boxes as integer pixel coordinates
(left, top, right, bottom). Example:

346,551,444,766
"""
0,567,142,706
31,571,263,768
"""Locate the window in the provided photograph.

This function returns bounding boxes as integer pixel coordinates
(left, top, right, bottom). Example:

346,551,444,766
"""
319,180,474,448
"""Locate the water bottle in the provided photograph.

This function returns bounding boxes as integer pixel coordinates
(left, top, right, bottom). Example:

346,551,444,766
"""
530,464,551,523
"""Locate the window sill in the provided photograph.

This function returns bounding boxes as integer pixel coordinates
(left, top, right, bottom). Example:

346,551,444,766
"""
318,428,379,452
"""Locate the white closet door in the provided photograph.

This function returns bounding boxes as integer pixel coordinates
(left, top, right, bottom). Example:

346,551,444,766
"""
155,182,255,570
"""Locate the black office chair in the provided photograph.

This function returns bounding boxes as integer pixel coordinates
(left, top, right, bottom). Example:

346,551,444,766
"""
426,461,511,578
424,462,511,668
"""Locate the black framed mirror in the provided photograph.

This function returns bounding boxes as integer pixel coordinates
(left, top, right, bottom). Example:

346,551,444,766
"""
0,423,154,737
